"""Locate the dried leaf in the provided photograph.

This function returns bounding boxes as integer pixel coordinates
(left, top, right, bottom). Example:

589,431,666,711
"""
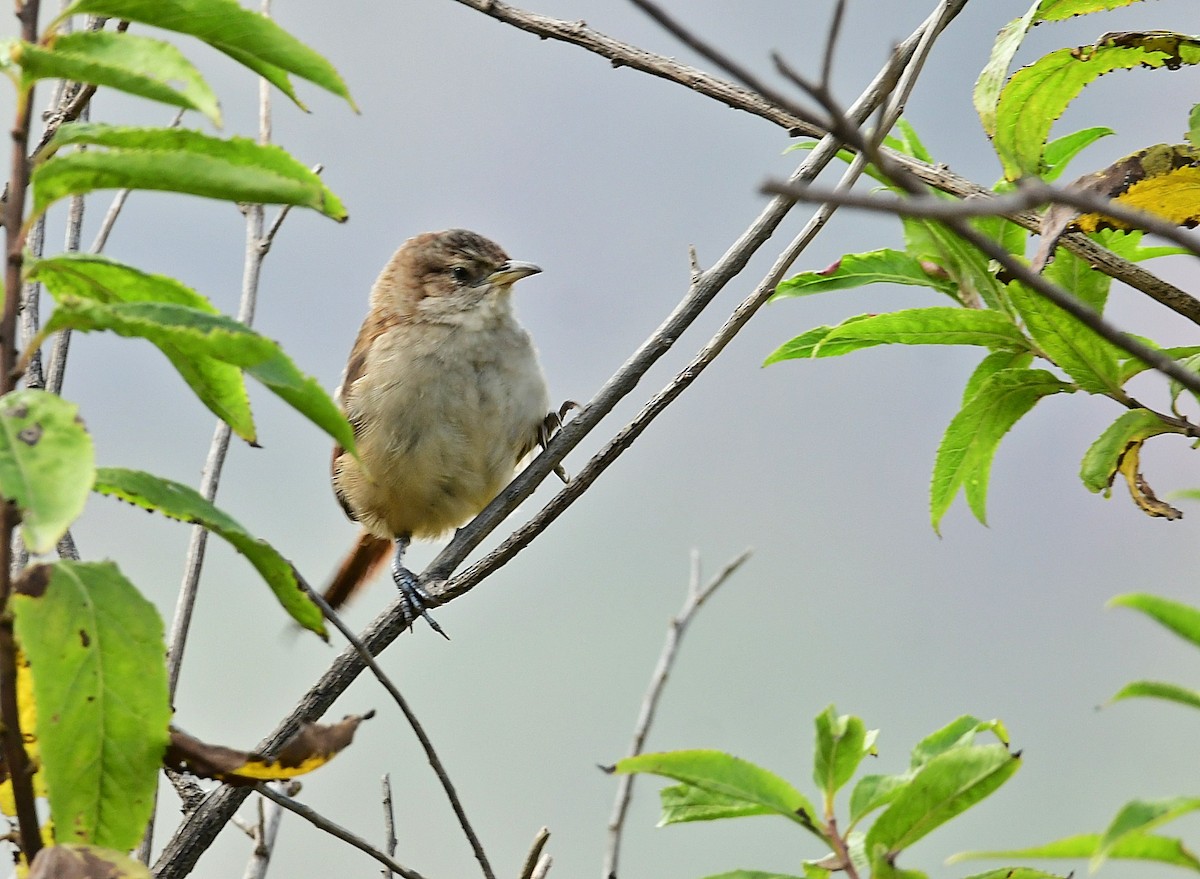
164,712,373,784
1117,440,1182,519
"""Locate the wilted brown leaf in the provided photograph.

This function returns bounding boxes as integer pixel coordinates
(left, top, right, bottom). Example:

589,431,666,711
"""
164,712,373,785
1118,437,1183,520
28,843,151,879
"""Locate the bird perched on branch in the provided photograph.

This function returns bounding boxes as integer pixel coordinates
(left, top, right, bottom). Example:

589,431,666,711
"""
325,229,558,634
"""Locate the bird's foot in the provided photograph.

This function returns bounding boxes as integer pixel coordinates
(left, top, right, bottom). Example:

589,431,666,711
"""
541,400,581,484
392,564,449,640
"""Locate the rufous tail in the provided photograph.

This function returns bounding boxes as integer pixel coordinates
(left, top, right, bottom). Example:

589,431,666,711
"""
324,531,392,610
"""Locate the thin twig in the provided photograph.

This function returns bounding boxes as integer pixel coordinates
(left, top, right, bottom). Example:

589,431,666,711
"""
446,0,1199,324
0,0,47,860
759,177,1200,262
151,12,944,874
254,783,430,879
241,781,297,879
381,774,397,879
530,854,552,879
519,828,550,879
604,549,751,879
300,580,497,879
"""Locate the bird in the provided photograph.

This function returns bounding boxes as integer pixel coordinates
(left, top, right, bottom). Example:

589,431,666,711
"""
324,229,556,634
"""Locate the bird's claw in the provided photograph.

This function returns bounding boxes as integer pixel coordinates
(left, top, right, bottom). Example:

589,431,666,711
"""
540,401,581,484
392,565,449,640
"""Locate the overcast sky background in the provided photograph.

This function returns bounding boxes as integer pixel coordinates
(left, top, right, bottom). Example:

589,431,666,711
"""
7,1,1200,877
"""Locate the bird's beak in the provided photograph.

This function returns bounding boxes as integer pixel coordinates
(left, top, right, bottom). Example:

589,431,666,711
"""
486,260,542,287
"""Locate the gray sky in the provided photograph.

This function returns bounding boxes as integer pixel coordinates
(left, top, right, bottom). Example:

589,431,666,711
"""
8,1,1200,877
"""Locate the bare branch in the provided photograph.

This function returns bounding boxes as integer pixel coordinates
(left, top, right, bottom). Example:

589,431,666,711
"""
519,828,550,879
760,177,1200,262
255,783,430,879
604,550,750,879
241,781,298,879
381,774,397,879
152,11,941,874
301,582,496,879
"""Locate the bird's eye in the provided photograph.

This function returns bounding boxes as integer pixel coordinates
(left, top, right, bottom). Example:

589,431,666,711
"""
450,266,471,284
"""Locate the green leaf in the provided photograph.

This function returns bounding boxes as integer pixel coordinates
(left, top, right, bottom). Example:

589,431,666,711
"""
26,254,255,442
772,249,957,300
1079,411,1184,494
903,219,1008,310
58,0,355,110
994,34,1200,179
1096,798,1200,870
14,32,220,124
1189,103,1200,149
42,296,355,455
92,467,324,635
850,774,910,825
0,389,94,553
866,744,1019,857
12,560,170,850
700,873,805,879
1110,680,1200,711
1040,244,1112,313
659,783,776,825
962,351,1034,405
33,123,347,221
763,316,874,365
1042,127,1115,181
931,368,1071,530
615,750,820,834
1108,593,1200,649
909,716,1010,768
813,706,872,798
952,831,1200,871
960,871,1068,879
974,1,1041,138
819,308,1029,353
1006,282,1122,395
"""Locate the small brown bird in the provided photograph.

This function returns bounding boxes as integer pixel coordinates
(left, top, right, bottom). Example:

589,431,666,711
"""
325,229,554,633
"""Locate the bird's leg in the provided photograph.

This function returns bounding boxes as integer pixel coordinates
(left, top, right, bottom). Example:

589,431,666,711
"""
391,535,448,639
540,400,581,484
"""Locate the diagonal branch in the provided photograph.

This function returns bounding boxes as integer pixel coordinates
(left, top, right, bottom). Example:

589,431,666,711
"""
446,0,1200,326
152,6,955,874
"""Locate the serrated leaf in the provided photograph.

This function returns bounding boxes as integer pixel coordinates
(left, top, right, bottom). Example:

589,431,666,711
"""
1043,127,1115,181
1079,410,1184,494
951,831,1200,871
961,871,1069,879
1006,282,1122,395
58,0,355,110
764,315,874,365
615,750,820,833
92,467,324,636
1095,798,1200,870
41,296,354,455
0,389,94,553
866,744,1019,857
813,706,871,798
910,716,1010,768
1040,240,1113,314
1037,1,1149,21
33,123,346,221
12,560,170,850
659,783,776,825
819,308,1028,353
904,219,1008,310
26,254,255,442
1110,680,1200,711
974,1,1041,137
1096,228,1190,262
931,368,1071,530
995,34,1200,180
14,32,220,124
1108,593,1200,649
962,351,1034,405
772,249,957,300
